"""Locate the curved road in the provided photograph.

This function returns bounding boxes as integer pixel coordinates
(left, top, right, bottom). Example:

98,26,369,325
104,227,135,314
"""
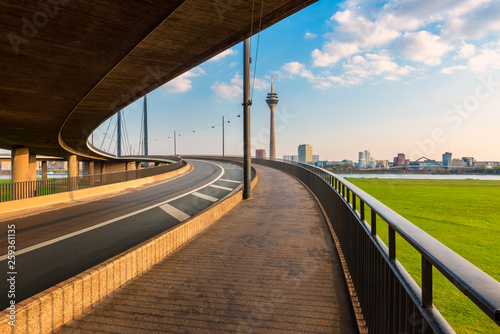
0,160,242,309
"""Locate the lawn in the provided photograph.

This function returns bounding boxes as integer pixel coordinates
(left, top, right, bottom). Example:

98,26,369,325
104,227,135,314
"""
346,178,500,333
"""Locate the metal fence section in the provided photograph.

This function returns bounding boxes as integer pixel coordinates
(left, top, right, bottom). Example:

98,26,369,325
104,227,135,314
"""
185,156,500,333
0,160,185,202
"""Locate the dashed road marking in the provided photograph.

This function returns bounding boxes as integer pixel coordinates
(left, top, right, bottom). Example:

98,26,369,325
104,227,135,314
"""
192,192,218,202
210,184,233,191
159,204,191,221
220,179,241,184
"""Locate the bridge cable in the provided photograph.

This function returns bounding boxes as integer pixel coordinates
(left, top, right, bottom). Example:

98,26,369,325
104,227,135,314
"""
99,115,114,150
107,119,117,154
251,0,265,101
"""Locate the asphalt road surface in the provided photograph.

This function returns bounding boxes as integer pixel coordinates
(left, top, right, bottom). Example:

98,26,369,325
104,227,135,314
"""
0,160,242,310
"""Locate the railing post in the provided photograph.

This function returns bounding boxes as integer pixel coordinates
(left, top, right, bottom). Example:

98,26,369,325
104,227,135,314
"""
353,193,357,211
360,200,365,221
371,210,377,235
389,226,396,260
422,256,433,308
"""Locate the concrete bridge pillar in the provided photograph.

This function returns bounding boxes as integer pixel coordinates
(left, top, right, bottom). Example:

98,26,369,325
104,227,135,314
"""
41,161,48,180
11,147,30,200
155,162,161,167
126,162,136,170
29,153,37,196
29,154,37,181
68,155,79,191
88,161,95,186
136,162,142,170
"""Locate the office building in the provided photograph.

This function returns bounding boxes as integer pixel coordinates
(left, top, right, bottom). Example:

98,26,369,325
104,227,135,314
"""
359,150,375,169
313,155,319,164
442,152,452,169
256,149,266,159
393,153,410,167
298,144,313,164
462,157,475,167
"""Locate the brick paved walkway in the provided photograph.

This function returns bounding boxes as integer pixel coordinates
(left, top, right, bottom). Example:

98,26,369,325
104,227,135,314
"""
58,165,357,333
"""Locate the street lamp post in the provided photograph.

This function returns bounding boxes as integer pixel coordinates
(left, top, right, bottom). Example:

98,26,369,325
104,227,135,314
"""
222,116,225,159
174,130,176,156
243,38,251,199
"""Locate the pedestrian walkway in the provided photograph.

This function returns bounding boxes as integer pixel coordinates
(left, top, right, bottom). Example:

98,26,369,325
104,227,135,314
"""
57,165,357,333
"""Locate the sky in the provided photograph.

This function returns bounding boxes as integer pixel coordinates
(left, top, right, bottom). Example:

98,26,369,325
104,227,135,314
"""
92,0,500,162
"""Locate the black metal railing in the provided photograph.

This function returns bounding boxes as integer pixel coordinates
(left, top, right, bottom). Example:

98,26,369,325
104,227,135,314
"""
186,156,500,333
0,159,185,202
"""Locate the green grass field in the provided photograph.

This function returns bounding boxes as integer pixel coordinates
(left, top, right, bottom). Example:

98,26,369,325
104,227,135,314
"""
346,178,500,333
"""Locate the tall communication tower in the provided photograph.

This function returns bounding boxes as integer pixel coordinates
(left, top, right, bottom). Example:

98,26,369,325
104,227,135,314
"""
265,77,279,159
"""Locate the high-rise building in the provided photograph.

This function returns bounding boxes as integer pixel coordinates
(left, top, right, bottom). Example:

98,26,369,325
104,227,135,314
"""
393,153,410,167
256,149,266,159
358,150,373,169
313,155,319,163
442,152,452,169
462,157,475,167
298,144,313,164
265,77,279,159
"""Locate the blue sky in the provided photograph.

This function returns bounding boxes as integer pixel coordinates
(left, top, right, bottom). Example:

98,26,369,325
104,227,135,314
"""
94,0,500,162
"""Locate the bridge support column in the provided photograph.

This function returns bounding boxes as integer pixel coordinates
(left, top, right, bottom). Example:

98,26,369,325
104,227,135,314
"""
155,162,161,167
82,161,95,186
41,161,48,180
68,155,79,191
29,153,37,196
11,147,30,200
136,162,142,170
29,154,37,181
126,162,136,170
88,161,95,186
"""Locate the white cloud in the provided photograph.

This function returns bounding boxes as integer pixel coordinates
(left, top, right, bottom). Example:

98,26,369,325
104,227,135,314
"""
343,53,415,81
208,48,237,62
456,42,476,59
469,42,500,72
161,67,205,93
305,32,317,39
211,73,268,100
397,31,452,65
441,65,467,74
441,1,500,39
281,62,332,89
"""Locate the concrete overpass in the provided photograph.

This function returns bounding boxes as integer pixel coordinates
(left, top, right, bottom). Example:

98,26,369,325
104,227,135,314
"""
0,0,316,184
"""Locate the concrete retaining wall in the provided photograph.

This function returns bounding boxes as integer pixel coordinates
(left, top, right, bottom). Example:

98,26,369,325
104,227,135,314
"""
0,163,192,216
0,167,257,334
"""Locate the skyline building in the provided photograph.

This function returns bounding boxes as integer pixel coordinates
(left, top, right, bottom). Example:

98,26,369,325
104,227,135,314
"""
256,149,266,159
265,77,279,159
358,150,374,169
298,144,313,164
443,152,452,169
394,153,410,167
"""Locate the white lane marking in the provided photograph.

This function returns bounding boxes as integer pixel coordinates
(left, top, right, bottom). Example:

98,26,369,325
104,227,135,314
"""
160,204,191,221
0,161,226,261
192,192,218,202
220,179,241,184
210,184,233,191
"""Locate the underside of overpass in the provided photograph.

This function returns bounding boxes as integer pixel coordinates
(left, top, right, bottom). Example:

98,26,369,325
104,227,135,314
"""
0,0,317,160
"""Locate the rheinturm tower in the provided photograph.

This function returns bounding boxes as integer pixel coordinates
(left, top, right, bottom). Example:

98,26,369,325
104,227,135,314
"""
265,77,279,159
